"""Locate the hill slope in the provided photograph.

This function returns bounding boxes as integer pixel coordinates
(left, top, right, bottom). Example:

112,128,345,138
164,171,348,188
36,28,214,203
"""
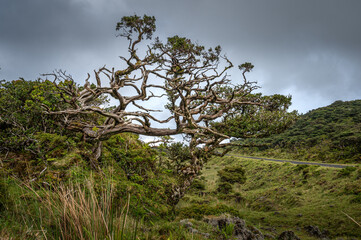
238,100,361,163
177,155,361,239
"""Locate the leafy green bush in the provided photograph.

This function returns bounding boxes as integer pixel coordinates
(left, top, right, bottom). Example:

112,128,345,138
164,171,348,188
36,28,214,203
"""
343,183,361,195
217,182,233,194
338,166,357,177
293,164,309,172
0,79,66,152
217,165,246,184
233,192,245,203
350,194,361,203
190,179,206,191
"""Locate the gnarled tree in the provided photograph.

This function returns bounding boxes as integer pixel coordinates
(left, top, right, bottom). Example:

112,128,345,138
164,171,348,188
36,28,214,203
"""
42,15,296,203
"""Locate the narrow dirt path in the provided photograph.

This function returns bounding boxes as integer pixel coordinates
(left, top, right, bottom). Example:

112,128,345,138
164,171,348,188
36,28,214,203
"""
229,154,354,169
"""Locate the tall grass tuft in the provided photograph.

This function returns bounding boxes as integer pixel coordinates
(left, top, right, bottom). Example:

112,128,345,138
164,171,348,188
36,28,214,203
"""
3,178,139,240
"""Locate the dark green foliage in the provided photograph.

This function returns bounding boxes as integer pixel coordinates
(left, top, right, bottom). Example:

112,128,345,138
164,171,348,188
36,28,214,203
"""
0,133,177,225
116,15,156,40
350,194,361,203
0,79,62,152
153,35,221,77
164,142,192,172
239,100,361,163
216,165,246,197
239,62,254,72
0,78,102,158
161,142,210,175
101,133,177,218
233,192,245,203
114,179,171,218
103,133,157,177
190,179,206,191
217,182,233,194
338,166,357,177
293,164,309,172
212,94,298,139
343,183,361,195
33,132,76,161
217,165,246,184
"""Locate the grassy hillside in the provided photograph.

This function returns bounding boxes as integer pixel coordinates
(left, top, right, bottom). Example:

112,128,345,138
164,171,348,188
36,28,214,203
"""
177,155,361,239
1,78,360,239
3,146,360,239
238,100,361,163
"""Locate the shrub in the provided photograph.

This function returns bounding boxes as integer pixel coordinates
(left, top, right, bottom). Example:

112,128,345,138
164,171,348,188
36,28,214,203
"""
350,194,361,203
343,183,361,195
233,192,245,203
338,166,357,177
217,182,233,194
217,165,246,184
190,179,206,191
293,164,309,172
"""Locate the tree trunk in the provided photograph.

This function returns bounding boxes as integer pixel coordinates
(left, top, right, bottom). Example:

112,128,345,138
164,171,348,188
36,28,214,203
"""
168,156,204,205
89,141,103,170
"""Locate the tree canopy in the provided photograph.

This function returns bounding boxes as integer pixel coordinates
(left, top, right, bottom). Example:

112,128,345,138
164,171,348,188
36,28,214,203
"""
37,15,295,156
1,14,297,172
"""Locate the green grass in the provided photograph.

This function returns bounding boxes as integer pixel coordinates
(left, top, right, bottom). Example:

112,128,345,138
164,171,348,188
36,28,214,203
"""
0,176,216,240
0,178,142,239
177,155,361,239
2,150,361,239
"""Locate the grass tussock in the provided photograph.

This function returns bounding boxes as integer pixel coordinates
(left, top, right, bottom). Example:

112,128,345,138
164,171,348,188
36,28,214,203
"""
1,178,139,240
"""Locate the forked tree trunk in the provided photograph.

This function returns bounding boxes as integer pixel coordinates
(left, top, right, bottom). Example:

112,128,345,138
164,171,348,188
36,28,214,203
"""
89,141,103,170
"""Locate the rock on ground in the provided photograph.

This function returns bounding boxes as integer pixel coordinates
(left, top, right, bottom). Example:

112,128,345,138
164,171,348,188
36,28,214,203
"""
277,231,300,240
203,214,264,240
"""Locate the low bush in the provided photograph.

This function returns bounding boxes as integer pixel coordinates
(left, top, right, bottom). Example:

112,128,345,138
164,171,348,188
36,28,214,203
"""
190,179,206,191
217,182,233,194
350,194,361,203
338,166,357,177
217,165,246,184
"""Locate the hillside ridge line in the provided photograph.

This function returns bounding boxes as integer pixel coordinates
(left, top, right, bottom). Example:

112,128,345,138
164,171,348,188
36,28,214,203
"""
228,154,355,169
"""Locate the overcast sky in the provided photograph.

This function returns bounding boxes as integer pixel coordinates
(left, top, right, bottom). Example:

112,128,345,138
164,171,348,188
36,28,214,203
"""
1,0,361,114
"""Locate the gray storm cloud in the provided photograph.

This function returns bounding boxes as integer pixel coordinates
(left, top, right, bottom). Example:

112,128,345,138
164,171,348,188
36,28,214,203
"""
1,0,360,114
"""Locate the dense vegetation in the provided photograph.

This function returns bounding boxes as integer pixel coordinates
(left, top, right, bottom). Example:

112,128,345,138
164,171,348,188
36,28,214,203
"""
238,100,361,163
1,14,360,239
0,78,190,238
1,81,360,239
